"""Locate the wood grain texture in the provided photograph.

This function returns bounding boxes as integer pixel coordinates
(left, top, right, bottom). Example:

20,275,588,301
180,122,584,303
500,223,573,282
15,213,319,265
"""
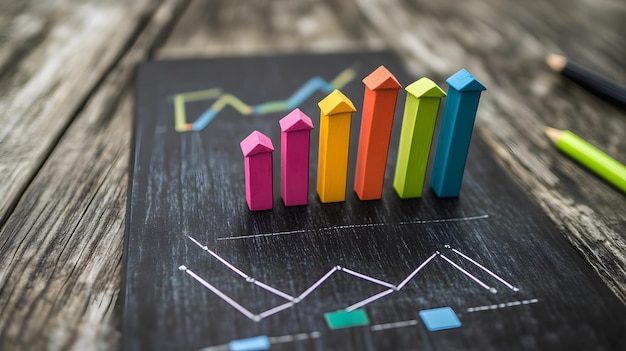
0,0,189,349
156,0,386,58
0,0,624,349
0,0,169,225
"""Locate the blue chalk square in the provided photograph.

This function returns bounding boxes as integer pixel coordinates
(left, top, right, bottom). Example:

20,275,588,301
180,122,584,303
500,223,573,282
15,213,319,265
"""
419,307,462,331
228,335,270,351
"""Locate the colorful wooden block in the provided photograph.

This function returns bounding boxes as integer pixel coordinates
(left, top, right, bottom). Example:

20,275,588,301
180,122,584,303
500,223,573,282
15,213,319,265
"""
430,69,486,198
316,89,356,203
354,65,402,200
393,78,446,199
240,131,275,211
279,108,314,206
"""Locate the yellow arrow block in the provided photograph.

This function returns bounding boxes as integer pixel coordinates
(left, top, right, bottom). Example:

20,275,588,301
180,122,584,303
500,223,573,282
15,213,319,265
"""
317,90,356,203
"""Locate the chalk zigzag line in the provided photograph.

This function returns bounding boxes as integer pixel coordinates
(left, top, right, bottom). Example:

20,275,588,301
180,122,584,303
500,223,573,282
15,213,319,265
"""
173,68,356,132
179,234,519,322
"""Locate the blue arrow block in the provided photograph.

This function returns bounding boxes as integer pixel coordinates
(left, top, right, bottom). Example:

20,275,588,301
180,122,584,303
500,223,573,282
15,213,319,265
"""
430,69,486,198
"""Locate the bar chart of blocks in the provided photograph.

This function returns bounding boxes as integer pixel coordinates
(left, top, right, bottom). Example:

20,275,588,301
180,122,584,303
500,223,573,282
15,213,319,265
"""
123,52,626,351
237,65,484,211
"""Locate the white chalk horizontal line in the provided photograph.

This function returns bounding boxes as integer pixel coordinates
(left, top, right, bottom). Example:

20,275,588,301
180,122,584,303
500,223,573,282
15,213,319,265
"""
268,331,321,344
466,298,539,312
218,214,489,241
217,229,306,241
371,319,419,331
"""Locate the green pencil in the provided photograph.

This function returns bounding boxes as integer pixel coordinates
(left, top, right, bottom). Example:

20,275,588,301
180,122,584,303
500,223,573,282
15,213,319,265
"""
545,127,626,193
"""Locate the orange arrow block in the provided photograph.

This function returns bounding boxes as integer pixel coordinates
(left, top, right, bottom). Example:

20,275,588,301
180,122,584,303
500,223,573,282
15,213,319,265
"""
354,66,402,200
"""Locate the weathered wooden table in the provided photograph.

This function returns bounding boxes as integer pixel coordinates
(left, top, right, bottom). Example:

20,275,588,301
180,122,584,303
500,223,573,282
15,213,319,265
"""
0,0,624,349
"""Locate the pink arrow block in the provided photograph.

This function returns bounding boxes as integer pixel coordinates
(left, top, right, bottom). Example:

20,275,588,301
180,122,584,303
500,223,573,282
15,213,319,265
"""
280,108,314,206
240,131,274,211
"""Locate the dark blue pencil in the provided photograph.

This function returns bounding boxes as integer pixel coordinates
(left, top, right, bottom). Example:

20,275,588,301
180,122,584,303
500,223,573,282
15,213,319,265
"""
546,54,626,109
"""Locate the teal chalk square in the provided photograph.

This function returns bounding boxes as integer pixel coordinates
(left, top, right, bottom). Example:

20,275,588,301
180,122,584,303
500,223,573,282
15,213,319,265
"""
419,307,462,331
324,309,370,329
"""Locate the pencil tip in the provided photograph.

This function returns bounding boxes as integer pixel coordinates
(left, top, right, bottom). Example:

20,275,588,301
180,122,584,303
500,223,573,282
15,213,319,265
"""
544,126,561,142
545,54,567,72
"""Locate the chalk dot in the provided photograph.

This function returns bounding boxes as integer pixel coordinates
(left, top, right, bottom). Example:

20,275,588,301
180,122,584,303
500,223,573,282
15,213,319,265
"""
178,265,187,271
489,287,498,294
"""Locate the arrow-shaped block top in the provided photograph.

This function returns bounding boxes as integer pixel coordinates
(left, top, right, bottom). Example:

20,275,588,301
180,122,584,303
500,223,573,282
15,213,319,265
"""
446,68,486,92
279,108,314,132
405,77,447,98
362,65,402,90
318,89,357,116
240,130,275,156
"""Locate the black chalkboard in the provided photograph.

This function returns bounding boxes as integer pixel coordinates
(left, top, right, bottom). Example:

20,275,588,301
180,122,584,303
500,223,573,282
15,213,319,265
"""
123,52,626,350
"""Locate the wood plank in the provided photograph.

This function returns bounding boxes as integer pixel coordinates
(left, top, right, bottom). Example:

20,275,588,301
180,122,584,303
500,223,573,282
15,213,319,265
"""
354,0,626,303
0,0,162,225
157,0,385,58
0,1,188,349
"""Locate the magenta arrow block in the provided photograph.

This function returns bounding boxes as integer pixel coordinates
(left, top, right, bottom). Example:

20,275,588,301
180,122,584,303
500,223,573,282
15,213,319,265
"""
279,108,314,206
240,131,275,211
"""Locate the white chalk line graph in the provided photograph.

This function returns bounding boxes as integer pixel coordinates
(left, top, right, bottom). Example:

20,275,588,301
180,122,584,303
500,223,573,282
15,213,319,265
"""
179,235,520,322
216,214,490,241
